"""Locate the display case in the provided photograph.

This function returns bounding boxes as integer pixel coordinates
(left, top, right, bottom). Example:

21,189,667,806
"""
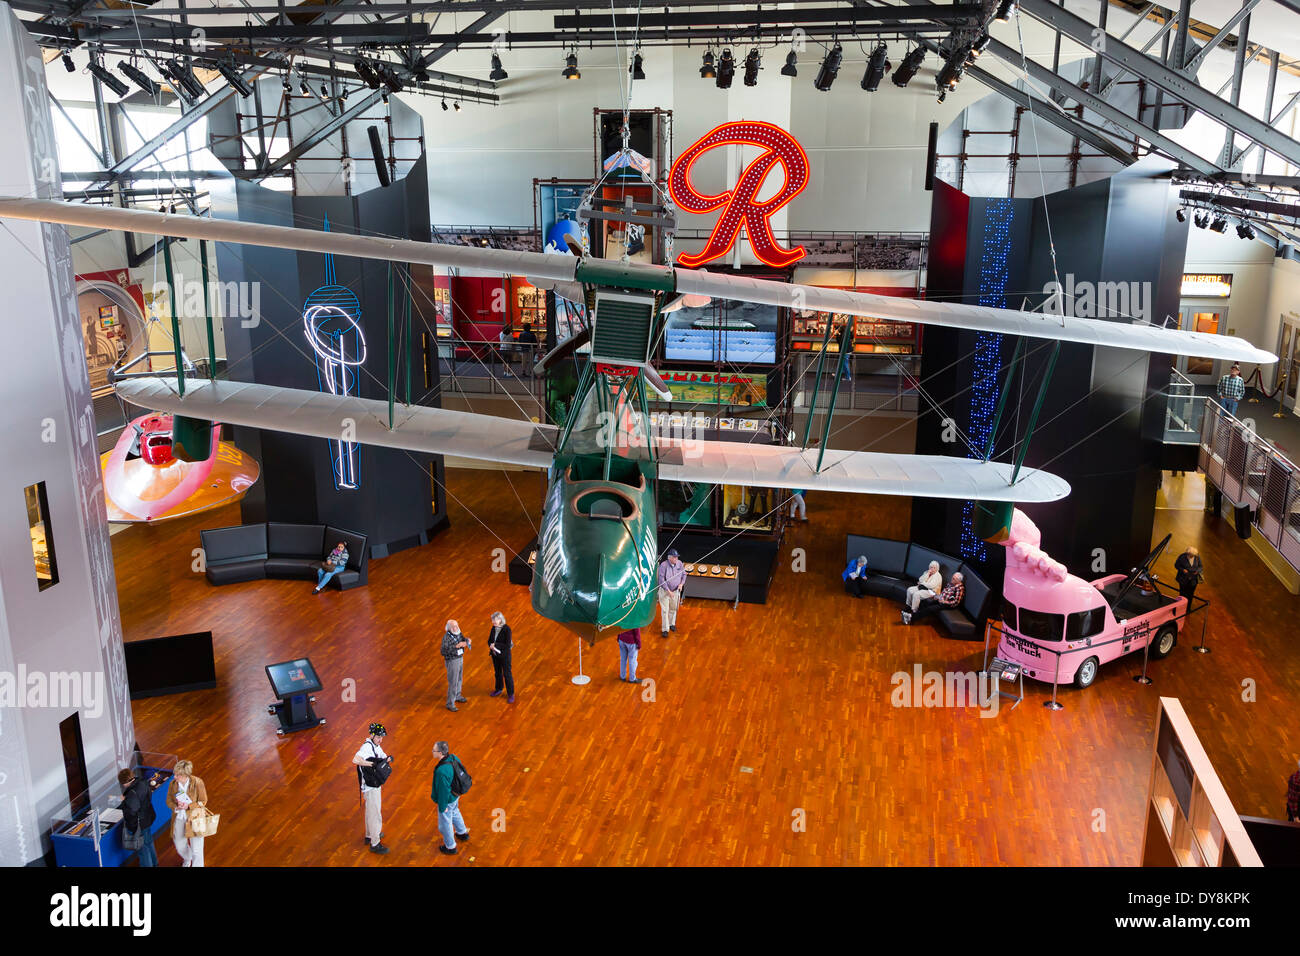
49,752,176,867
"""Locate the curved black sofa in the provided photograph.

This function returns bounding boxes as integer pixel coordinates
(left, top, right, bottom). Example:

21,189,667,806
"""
844,534,991,639
200,522,369,590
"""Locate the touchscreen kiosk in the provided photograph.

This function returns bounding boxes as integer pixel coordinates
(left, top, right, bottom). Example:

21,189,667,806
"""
265,657,326,735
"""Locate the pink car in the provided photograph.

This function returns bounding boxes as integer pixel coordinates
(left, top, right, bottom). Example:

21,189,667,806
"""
993,511,1187,690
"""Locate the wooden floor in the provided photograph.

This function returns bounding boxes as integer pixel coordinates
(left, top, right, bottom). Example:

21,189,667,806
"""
115,467,1300,866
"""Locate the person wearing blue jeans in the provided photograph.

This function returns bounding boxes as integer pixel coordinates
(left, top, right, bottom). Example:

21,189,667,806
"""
432,741,470,856
314,541,349,594
118,768,158,867
1217,364,1245,418
617,627,642,683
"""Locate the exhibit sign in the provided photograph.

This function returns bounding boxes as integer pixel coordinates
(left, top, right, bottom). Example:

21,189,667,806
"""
661,370,767,407
668,121,809,269
1180,273,1232,297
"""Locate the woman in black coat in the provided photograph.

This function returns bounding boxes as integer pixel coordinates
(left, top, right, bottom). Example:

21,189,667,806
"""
487,612,515,703
1174,547,1203,600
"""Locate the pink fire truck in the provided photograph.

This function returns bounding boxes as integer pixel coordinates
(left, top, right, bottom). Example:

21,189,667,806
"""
992,510,1188,690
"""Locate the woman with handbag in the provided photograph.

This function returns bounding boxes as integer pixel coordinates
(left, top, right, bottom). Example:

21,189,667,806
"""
166,759,210,867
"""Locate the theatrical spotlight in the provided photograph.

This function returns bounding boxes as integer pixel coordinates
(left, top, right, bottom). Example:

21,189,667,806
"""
454,101,461,112
971,34,992,58
996,0,1017,20
88,58,130,97
700,51,716,79
282,72,293,94
1236,221,1255,240
630,53,645,80
562,52,581,80
813,42,842,92
1175,208,1187,222
373,62,404,94
935,53,964,95
892,45,925,87
441,99,449,111
1193,211,1209,228
1210,216,1228,233
861,43,889,91
119,60,161,98
61,51,75,73
490,53,508,81
216,60,254,98
743,49,760,86
781,49,798,77
716,49,736,89
354,58,382,89
164,58,205,99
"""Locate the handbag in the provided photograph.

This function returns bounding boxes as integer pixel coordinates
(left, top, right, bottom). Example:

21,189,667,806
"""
185,804,220,838
121,825,146,850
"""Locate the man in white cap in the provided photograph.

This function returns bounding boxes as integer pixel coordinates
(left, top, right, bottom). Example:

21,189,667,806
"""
657,548,686,638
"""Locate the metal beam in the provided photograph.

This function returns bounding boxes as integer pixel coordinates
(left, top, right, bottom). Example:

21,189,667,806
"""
1218,7,1250,167
1231,87,1300,168
1169,0,1193,72
1182,0,1263,72
985,38,1221,174
554,5,984,28
88,23,432,41
1020,0,1300,168
258,89,384,177
963,65,1138,166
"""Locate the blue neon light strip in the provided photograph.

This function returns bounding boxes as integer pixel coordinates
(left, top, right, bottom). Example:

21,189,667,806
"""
960,198,1014,562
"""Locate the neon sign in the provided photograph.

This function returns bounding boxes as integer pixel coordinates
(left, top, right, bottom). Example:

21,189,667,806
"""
302,217,366,491
668,121,810,269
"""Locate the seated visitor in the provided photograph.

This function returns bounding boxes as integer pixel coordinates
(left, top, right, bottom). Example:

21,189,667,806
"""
842,555,869,598
314,540,350,594
906,561,943,612
903,572,964,625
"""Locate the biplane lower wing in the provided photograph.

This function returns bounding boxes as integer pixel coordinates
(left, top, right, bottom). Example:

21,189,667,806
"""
116,377,1070,503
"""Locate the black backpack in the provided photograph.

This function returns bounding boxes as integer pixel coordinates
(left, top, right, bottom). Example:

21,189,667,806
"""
445,755,472,796
359,742,392,788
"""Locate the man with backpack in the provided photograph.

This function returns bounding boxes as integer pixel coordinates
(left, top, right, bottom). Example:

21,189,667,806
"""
432,740,471,856
353,722,393,855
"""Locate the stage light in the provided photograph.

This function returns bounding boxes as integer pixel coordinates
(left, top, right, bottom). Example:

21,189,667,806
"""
813,42,842,92
935,53,964,94
743,48,760,86
441,99,449,111
373,62,404,94
88,59,130,97
300,74,311,95
454,101,461,112
996,0,1017,20
861,43,889,91
282,73,293,93
320,84,329,98
119,60,161,98
630,53,645,80
1210,216,1228,233
781,49,798,77
700,51,716,79
1193,212,1208,228
971,33,992,57
61,51,75,72
490,53,508,81
216,60,253,97
1175,208,1186,222
354,58,382,89
892,46,925,87
563,52,581,79
164,58,205,99
716,48,736,89
1236,221,1255,240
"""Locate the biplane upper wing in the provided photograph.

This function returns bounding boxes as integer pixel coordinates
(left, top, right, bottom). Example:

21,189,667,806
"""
117,377,1070,503
0,197,1276,364
673,270,1276,365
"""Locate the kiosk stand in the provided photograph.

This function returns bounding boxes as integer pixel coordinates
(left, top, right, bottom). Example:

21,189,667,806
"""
265,658,326,735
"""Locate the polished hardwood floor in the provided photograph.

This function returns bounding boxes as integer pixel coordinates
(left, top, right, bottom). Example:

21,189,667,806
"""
115,468,1299,866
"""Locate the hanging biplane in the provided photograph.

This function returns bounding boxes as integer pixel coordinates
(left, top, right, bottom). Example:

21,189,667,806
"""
0,198,1275,640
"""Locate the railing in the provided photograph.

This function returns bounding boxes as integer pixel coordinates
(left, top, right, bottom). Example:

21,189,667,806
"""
1198,395,1300,574
1165,367,1208,444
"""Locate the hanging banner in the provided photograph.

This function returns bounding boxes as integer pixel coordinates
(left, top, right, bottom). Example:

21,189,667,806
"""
660,370,767,407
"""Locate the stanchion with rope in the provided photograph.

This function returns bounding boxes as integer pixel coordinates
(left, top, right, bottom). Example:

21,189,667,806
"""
1133,631,1154,685
1045,653,1064,711
572,638,591,685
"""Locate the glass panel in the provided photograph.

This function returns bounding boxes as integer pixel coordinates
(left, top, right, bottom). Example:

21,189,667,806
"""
25,481,58,591
1017,608,1064,642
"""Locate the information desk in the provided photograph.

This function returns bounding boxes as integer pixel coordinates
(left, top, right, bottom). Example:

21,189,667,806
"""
682,563,739,608
51,767,174,867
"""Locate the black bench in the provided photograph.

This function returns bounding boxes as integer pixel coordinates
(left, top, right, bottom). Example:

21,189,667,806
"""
844,534,991,640
200,522,369,590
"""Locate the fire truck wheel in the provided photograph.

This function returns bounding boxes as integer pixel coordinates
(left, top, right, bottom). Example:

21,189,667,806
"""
1074,656,1100,689
1150,625,1177,659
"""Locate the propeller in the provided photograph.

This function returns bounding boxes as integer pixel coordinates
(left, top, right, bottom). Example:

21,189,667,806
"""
641,365,673,401
533,326,592,375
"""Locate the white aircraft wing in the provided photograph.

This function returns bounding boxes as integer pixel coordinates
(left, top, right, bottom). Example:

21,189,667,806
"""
115,377,557,470
658,439,1069,503
0,197,1272,363
117,376,1069,503
674,269,1274,364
